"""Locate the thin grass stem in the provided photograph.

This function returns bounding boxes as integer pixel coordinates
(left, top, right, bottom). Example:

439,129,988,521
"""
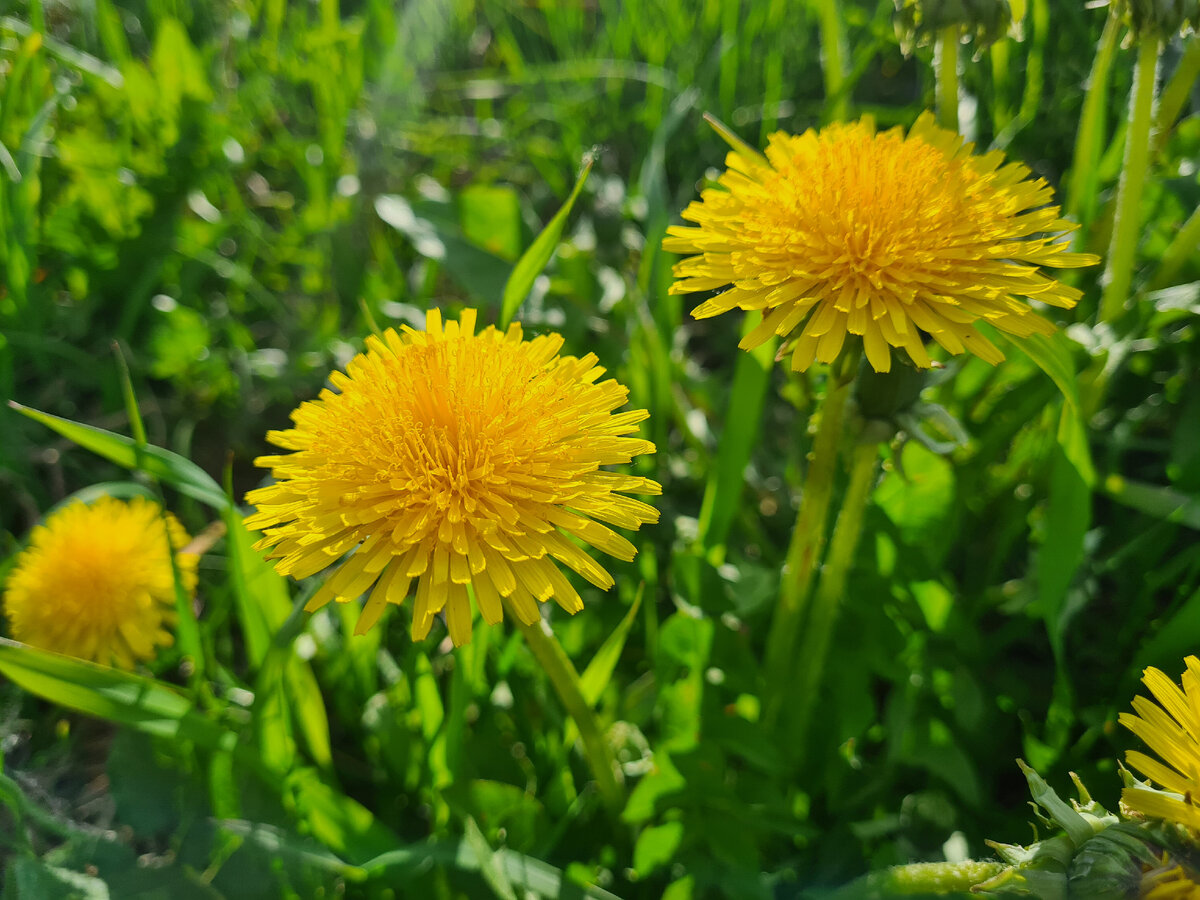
815,0,848,121
1067,13,1120,228
1099,36,1161,325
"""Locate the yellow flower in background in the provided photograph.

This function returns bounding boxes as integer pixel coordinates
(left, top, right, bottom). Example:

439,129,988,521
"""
2,496,196,669
1121,656,1200,831
665,112,1099,373
1143,864,1200,900
245,308,660,647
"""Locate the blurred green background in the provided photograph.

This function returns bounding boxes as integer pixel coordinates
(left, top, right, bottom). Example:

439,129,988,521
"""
3,1,1200,897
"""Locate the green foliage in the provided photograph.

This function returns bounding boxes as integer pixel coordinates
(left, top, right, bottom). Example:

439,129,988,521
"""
2,1,1200,898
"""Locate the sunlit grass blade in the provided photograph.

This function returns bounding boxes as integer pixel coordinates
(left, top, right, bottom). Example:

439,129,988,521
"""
499,153,594,327
1006,332,1094,486
463,815,518,900
9,401,231,512
579,584,644,707
0,637,235,751
1067,14,1119,230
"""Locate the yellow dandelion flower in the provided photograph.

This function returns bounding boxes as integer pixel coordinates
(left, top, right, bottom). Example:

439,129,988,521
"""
1144,864,1200,900
665,112,1100,373
245,308,661,647
1121,656,1200,831
2,496,197,669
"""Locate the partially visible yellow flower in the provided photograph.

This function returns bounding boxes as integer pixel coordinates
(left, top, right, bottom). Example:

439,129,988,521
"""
665,112,1099,373
2,496,196,669
1143,863,1200,899
1121,656,1200,831
245,308,660,647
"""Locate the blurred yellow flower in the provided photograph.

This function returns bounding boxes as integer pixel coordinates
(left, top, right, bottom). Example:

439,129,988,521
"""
1143,864,1200,900
2,496,196,669
1121,656,1200,831
665,112,1099,373
245,308,660,647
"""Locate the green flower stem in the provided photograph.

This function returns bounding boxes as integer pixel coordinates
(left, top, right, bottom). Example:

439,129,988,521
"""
815,0,848,121
790,438,879,759
832,860,1007,897
509,604,623,813
763,351,858,729
1152,38,1200,158
1099,35,1161,325
1067,12,1121,228
936,25,960,132
1148,202,1200,292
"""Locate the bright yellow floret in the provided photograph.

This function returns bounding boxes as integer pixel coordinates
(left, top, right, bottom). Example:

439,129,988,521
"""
245,308,660,647
2,496,196,669
665,112,1099,373
1121,655,1200,832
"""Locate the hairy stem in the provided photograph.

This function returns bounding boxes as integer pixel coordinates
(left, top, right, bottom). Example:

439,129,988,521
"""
936,24,959,132
511,607,623,813
790,439,879,760
763,351,858,729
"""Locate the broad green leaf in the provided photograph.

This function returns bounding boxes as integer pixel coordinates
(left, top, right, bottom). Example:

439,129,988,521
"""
283,767,409,864
9,402,230,512
634,821,685,877
499,155,593,327
874,442,955,569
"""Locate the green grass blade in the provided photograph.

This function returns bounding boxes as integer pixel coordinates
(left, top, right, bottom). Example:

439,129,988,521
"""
696,312,775,557
579,584,643,707
9,401,230,512
463,816,518,900
499,154,594,328
0,638,234,752
1005,333,1094,485
1066,13,1119,228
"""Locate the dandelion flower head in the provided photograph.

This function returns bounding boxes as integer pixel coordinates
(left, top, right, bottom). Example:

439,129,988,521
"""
1121,656,1200,832
3,496,196,669
666,112,1099,373
245,309,661,647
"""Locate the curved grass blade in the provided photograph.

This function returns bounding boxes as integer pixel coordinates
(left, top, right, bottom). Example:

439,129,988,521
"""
9,401,230,512
499,154,594,328
0,638,235,752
